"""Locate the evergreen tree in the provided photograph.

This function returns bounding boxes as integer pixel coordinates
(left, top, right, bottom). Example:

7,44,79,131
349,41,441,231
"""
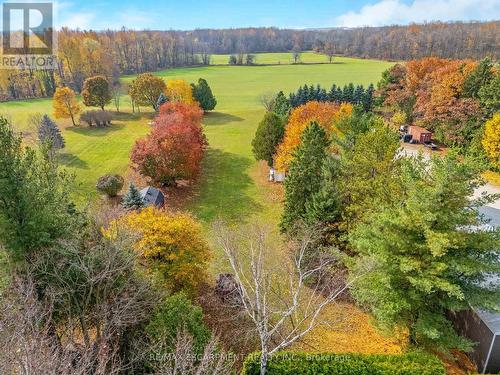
156,93,168,111
353,85,364,104
343,83,355,103
122,182,145,210
328,84,338,102
38,114,65,151
362,84,375,111
462,57,494,99
251,112,285,167
191,78,217,111
280,122,330,233
272,91,292,118
304,155,341,227
350,153,500,352
478,72,500,117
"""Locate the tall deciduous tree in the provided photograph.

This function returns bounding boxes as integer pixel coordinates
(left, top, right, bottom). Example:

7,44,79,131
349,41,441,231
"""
131,111,206,186
53,87,80,126
114,207,211,293
251,112,285,167
349,153,500,352
128,73,166,110
82,75,112,110
280,122,330,233
191,78,217,111
165,79,195,105
482,112,500,169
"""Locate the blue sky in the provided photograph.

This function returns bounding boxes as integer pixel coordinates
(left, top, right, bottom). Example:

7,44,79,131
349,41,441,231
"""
55,0,500,30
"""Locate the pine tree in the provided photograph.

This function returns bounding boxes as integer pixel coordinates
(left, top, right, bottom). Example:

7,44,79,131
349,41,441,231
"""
156,93,168,111
462,57,494,99
362,84,375,111
122,183,145,210
272,91,291,118
350,153,500,352
251,112,285,167
191,78,217,111
328,84,337,102
305,155,341,226
38,114,65,151
280,122,330,233
353,85,365,104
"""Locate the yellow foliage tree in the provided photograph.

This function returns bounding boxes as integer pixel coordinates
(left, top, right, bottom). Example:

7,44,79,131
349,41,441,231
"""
165,79,195,105
274,101,353,171
483,113,500,168
53,86,81,126
108,207,210,293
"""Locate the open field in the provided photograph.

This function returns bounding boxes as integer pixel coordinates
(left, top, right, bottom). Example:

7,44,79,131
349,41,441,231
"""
210,52,369,65
0,55,393,215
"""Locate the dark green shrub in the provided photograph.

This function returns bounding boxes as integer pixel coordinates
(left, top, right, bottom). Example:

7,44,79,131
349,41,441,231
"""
242,351,445,375
146,292,211,356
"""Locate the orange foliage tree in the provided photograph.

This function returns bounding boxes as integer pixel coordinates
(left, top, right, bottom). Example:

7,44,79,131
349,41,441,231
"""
158,101,204,124
53,86,81,126
109,207,210,293
165,79,195,104
274,101,352,171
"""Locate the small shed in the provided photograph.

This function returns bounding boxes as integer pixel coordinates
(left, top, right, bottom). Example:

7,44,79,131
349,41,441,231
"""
139,186,165,208
451,205,500,374
408,125,432,143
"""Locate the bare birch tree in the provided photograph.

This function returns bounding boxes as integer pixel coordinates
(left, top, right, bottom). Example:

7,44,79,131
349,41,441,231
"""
214,223,370,375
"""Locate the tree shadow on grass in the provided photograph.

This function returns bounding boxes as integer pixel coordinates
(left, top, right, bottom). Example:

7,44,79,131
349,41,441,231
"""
66,123,125,137
190,148,261,223
203,111,244,126
58,152,88,169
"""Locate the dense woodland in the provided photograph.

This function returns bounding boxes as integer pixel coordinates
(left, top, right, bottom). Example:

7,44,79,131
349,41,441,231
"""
1,21,498,101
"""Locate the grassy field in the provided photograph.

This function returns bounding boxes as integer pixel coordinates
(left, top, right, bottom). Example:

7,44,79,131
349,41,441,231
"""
211,51,345,65
1,55,392,217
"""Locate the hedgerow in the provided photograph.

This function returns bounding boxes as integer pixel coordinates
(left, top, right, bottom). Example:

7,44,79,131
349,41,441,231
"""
242,351,445,375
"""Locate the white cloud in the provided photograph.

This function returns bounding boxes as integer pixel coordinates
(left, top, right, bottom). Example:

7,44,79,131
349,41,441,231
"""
335,0,500,27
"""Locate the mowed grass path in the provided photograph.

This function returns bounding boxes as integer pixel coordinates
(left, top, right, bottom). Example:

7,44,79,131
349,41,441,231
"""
1,55,392,221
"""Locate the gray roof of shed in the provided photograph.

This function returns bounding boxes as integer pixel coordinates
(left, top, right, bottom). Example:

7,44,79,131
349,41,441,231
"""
139,186,164,207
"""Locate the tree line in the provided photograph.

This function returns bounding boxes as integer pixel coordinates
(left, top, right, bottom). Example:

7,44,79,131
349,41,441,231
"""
1,21,498,102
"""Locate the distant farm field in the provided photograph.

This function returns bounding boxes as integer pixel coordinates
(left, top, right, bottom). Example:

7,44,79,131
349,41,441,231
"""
0,54,393,218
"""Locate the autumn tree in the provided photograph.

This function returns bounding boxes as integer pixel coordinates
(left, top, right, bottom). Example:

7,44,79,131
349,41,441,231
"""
131,111,206,186
482,113,500,169
82,75,112,110
114,207,211,293
128,73,166,110
349,153,500,351
251,112,285,167
158,101,204,124
53,86,81,126
281,122,330,233
165,79,195,105
191,78,217,111
274,101,352,171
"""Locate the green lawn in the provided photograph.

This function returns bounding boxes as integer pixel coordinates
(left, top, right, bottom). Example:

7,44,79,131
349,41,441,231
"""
0,54,393,222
